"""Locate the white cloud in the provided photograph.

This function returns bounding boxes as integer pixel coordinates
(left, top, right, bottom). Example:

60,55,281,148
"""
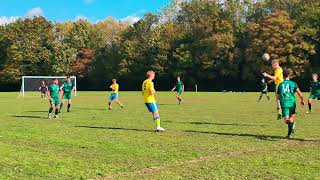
26,7,44,18
75,15,88,21
0,16,19,25
120,15,141,25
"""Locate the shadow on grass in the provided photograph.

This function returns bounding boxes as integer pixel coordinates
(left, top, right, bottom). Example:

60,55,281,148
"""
25,110,48,113
158,104,179,106
75,125,155,132
185,130,320,142
76,107,106,111
189,122,268,127
13,115,46,119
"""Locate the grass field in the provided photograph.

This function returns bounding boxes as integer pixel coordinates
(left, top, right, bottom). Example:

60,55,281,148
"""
0,91,320,179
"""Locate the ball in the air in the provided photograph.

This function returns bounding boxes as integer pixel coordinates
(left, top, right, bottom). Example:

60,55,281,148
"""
262,53,270,61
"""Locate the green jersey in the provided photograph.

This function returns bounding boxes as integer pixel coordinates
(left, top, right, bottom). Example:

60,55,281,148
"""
310,81,320,95
277,80,298,108
49,84,60,98
176,81,183,92
63,82,73,93
261,82,267,91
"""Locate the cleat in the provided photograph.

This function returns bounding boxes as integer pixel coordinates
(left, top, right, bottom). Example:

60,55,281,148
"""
287,135,293,139
48,114,51,119
54,115,59,119
306,111,311,114
156,127,165,132
67,109,70,112
108,107,111,110
121,105,124,109
277,113,282,120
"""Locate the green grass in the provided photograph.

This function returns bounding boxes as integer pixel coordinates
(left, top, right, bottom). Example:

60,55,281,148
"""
0,91,320,179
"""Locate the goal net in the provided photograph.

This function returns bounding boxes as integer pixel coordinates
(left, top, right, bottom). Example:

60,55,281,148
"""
19,76,77,97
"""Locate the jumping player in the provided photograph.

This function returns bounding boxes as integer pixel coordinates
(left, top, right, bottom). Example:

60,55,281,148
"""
108,79,124,110
60,76,74,112
39,81,48,99
263,59,284,119
307,73,320,113
277,69,305,139
257,78,270,102
171,76,184,104
47,79,61,119
142,71,165,132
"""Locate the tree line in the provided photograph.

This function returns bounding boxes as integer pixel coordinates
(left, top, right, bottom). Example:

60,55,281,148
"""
0,0,319,91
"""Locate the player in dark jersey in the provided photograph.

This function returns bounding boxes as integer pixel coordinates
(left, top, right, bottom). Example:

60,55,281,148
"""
257,78,270,102
60,76,74,112
39,81,48,99
277,69,305,139
307,73,320,113
171,76,184,104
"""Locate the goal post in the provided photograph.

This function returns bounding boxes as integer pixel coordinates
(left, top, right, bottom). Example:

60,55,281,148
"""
20,76,77,97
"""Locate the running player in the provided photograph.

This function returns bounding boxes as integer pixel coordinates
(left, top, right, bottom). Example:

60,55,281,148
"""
142,71,165,132
47,79,61,119
307,73,320,113
277,69,305,139
60,76,74,112
257,78,270,102
263,59,284,119
39,81,48,99
171,76,184,104
108,79,124,110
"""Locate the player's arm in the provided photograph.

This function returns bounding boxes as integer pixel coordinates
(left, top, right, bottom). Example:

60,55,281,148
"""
47,91,52,101
263,72,277,81
60,84,64,92
182,84,185,92
39,86,41,91
46,86,48,91
268,79,274,84
263,86,268,91
171,85,176,91
296,88,305,106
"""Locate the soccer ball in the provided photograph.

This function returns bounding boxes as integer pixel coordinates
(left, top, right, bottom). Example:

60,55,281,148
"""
262,53,270,61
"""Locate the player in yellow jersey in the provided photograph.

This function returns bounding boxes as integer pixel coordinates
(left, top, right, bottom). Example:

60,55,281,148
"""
263,59,284,120
142,71,165,132
108,79,124,110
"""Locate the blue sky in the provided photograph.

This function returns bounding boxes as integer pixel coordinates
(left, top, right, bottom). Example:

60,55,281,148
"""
0,0,171,25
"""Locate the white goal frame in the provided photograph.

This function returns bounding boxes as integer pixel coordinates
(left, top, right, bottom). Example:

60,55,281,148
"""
21,76,77,97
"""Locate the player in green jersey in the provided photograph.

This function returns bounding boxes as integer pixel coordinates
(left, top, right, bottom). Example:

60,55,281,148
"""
307,73,320,113
257,78,270,102
60,76,75,112
171,76,184,104
47,79,62,119
277,69,305,139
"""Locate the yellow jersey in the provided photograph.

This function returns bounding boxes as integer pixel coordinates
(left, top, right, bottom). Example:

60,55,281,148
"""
111,83,119,94
142,79,156,103
274,67,284,86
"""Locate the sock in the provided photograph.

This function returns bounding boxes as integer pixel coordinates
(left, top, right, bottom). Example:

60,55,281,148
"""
267,96,270,100
308,103,311,111
49,107,53,113
108,102,111,108
287,121,294,136
55,109,59,115
258,95,262,101
60,103,63,110
67,104,71,110
154,116,161,127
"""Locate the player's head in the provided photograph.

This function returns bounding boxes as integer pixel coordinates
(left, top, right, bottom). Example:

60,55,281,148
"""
147,70,155,80
53,78,59,84
261,78,265,82
41,81,45,85
312,73,318,81
271,59,280,69
112,79,117,83
177,76,180,81
283,69,291,79
66,75,71,82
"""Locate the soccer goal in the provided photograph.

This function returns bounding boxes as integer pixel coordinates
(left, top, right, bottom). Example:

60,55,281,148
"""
20,76,77,97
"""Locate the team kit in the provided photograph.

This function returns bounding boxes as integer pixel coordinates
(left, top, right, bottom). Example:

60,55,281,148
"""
40,60,320,138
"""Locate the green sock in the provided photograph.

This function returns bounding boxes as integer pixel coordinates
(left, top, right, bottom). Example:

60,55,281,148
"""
67,104,71,110
49,107,53,113
60,103,63,110
287,121,294,136
55,109,59,115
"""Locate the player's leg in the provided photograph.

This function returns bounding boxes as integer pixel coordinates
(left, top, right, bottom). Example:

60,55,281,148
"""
275,87,282,120
176,93,182,104
146,103,165,131
307,95,314,113
54,99,60,118
266,92,270,101
48,103,54,119
258,93,263,102
115,98,124,108
60,94,66,112
108,94,114,110
67,99,72,112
